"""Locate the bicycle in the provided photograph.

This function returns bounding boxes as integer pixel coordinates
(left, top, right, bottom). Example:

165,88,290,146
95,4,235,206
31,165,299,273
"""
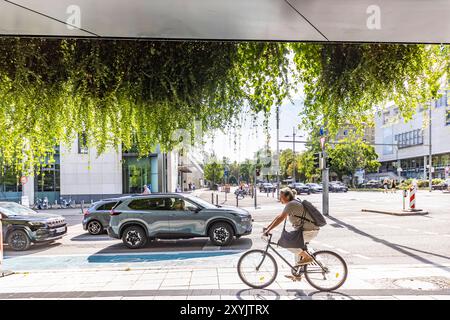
59,196,76,209
237,233,348,291
32,197,52,210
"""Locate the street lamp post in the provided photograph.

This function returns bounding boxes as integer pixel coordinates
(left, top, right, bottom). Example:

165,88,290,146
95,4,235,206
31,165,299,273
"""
429,104,433,192
285,127,301,184
276,106,280,200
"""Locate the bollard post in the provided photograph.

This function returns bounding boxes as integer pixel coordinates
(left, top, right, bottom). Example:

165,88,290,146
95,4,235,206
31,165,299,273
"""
211,193,214,204
81,200,84,214
216,194,219,206
236,194,239,207
402,189,407,211
409,186,416,210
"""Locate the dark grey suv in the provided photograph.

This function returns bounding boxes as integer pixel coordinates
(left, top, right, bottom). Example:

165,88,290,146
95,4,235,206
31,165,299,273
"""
0,202,67,251
107,194,253,249
82,199,119,235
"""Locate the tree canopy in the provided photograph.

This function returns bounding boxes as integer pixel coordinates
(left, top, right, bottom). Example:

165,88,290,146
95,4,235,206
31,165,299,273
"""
0,39,448,175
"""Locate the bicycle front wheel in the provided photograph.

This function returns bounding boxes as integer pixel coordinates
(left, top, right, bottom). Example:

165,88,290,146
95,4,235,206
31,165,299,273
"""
304,250,348,291
237,249,278,289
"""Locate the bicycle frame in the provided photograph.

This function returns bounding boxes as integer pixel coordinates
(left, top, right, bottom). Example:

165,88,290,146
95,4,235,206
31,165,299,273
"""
257,234,327,275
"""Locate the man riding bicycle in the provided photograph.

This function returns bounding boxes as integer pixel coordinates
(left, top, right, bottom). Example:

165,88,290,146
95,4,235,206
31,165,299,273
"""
263,188,320,280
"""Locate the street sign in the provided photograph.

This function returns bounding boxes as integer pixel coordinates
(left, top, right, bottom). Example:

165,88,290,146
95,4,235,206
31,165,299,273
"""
320,127,324,136
20,176,28,185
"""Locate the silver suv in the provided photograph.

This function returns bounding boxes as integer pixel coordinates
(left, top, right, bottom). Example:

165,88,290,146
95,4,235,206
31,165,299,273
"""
107,194,253,248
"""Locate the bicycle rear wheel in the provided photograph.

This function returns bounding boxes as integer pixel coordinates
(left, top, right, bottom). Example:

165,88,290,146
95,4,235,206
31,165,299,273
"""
304,250,348,291
237,249,278,289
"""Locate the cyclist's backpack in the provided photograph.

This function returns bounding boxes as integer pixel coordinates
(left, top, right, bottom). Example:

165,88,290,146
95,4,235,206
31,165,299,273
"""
301,200,327,227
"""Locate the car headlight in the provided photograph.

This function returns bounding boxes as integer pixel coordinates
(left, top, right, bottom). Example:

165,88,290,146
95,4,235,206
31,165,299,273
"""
28,222,46,228
240,216,252,222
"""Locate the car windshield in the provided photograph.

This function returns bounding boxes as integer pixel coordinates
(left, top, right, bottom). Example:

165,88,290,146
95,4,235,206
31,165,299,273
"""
184,195,217,209
0,202,37,216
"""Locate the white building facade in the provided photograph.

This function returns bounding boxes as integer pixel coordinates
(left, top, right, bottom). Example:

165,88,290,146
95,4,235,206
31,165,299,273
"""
0,137,197,204
374,89,450,180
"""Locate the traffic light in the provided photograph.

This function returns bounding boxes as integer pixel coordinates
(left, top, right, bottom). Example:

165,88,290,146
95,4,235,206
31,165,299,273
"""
256,168,261,176
326,156,332,167
313,152,321,169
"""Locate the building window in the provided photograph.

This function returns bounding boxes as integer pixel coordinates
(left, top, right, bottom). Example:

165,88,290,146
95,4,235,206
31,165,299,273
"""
436,90,448,108
382,111,390,125
122,156,152,194
78,133,88,154
0,169,22,193
35,164,61,192
397,129,423,149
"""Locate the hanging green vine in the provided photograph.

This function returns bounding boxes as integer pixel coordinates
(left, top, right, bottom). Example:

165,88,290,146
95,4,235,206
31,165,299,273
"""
0,39,291,174
0,39,447,175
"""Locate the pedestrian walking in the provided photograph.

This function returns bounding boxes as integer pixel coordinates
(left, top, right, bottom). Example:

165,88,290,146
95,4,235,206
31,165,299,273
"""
142,185,151,195
383,178,389,193
391,179,397,193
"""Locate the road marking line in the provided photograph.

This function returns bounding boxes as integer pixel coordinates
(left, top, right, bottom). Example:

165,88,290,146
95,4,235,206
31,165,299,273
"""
353,254,372,260
424,232,438,235
336,248,350,254
408,228,420,232
322,244,334,249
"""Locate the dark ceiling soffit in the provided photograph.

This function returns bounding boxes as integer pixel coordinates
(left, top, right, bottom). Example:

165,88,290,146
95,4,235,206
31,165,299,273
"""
1,0,449,43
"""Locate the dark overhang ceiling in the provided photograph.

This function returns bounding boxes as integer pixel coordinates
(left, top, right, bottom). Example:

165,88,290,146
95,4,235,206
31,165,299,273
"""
0,0,449,43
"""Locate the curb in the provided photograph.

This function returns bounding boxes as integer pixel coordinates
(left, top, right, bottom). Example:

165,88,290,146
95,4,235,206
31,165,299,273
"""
0,270,14,277
361,209,429,216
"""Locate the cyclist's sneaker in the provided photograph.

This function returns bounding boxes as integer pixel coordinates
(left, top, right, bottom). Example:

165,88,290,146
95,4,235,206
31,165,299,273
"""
284,274,302,282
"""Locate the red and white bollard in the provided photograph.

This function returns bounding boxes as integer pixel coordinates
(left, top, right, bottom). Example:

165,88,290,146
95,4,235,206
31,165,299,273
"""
405,185,422,212
409,186,416,210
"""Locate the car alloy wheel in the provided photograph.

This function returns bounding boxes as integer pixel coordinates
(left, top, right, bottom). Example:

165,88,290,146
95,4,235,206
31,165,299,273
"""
213,226,230,244
8,230,31,251
125,230,143,246
88,221,102,235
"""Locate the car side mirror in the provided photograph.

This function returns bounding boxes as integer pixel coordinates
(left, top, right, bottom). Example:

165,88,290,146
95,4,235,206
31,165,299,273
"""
190,207,201,213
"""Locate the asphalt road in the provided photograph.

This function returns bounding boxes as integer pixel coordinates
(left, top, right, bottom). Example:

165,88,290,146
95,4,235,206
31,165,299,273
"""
3,190,450,272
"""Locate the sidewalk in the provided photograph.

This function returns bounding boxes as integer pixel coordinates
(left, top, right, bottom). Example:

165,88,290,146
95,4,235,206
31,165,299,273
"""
1,262,449,300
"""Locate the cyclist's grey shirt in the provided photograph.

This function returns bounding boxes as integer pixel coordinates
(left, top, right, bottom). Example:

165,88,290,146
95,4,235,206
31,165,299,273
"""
282,200,319,231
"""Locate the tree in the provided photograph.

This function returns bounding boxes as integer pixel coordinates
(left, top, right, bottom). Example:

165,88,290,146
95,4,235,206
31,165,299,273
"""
327,138,380,186
0,39,291,174
292,44,449,136
1,40,448,176
203,161,224,186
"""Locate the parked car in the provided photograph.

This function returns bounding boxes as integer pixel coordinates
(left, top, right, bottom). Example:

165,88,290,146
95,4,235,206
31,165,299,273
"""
107,193,253,249
0,201,67,251
82,198,119,235
329,181,348,192
306,183,323,193
259,183,275,193
288,183,311,195
361,180,383,189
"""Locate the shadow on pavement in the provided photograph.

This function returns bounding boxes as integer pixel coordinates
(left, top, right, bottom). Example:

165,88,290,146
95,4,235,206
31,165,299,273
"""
3,241,62,257
236,289,281,300
327,216,450,272
70,232,111,241
87,238,253,263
